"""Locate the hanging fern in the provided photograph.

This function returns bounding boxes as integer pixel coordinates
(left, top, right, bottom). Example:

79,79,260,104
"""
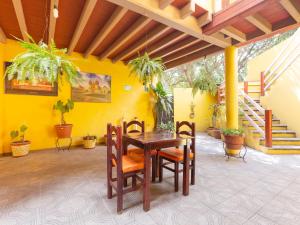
5,34,80,86
128,53,165,90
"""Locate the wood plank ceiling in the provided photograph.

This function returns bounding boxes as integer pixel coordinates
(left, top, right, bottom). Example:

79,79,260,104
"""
0,0,299,69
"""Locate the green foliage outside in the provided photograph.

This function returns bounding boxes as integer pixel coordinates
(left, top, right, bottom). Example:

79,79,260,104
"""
53,99,74,124
5,34,80,86
10,125,28,142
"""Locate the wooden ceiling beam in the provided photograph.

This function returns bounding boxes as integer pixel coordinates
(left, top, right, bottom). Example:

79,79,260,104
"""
84,7,127,57
210,32,232,46
180,1,196,19
280,0,300,23
105,0,230,48
163,41,211,63
99,17,151,59
165,45,223,68
48,0,59,44
246,13,272,34
125,31,186,61
0,27,6,43
198,11,212,27
112,24,169,62
220,26,246,42
151,36,199,58
12,0,28,41
203,0,269,35
159,0,175,9
68,0,97,54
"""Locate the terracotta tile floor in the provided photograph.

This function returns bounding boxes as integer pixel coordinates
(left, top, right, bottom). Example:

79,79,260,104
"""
1,133,300,225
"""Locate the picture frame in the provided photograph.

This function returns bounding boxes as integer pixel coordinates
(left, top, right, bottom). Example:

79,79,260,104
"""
4,62,58,96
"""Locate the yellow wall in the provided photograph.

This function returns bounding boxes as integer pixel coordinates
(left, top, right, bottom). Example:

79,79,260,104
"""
173,88,216,131
0,40,154,155
0,43,4,154
247,38,289,81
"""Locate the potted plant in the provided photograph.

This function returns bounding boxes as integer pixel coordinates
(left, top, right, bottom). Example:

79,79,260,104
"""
221,128,244,156
10,125,30,157
128,52,165,91
207,103,225,139
53,99,74,138
5,34,79,85
83,135,97,149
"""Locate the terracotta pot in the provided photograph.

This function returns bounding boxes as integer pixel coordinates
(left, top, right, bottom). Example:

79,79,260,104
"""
207,127,221,139
11,141,30,157
223,134,244,155
55,124,73,138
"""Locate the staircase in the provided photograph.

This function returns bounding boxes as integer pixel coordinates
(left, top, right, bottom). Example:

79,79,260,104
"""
217,29,300,154
240,81,300,154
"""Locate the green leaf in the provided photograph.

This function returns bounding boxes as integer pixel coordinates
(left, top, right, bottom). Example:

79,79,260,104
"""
10,130,19,140
20,125,28,133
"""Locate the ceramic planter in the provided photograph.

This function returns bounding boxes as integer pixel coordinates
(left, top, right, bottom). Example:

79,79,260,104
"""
207,127,221,139
11,141,31,157
55,124,73,138
223,134,244,156
83,136,97,149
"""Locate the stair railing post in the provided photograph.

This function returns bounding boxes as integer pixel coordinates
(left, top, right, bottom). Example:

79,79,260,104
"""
265,109,272,147
260,72,265,96
244,81,248,94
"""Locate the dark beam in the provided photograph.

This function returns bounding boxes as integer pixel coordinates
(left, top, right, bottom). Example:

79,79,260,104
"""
203,0,270,35
165,45,223,69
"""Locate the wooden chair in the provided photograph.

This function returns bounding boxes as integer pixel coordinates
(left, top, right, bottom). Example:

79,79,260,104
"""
123,120,145,157
106,123,144,214
123,120,158,182
158,121,196,192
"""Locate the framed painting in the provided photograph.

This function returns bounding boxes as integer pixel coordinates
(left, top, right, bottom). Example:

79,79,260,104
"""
4,62,58,96
71,72,111,103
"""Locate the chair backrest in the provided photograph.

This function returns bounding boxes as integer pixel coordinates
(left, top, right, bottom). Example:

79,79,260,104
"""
176,121,196,152
107,123,123,172
123,120,145,134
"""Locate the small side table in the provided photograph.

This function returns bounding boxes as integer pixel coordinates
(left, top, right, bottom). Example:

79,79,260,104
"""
56,137,72,151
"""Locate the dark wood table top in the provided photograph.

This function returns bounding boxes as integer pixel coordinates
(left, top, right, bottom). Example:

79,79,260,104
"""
123,131,193,149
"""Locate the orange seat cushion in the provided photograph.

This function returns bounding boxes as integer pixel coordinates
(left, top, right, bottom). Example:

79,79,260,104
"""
158,148,194,162
112,155,144,173
127,148,157,156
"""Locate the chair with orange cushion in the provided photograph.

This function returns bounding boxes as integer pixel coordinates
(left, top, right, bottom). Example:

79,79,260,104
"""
123,120,158,182
158,121,196,192
106,123,144,214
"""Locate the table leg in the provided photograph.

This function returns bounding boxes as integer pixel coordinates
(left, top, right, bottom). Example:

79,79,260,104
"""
183,144,190,196
143,147,151,211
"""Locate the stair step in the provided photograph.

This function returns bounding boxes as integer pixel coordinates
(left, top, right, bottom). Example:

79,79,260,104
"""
242,119,280,124
248,124,287,130
269,145,300,150
253,130,296,138
260,138,300,146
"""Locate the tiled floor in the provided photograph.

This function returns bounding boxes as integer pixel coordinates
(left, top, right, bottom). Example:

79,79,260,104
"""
1,133,300,225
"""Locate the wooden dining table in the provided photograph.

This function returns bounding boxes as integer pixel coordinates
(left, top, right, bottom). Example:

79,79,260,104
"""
122,131,193,212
